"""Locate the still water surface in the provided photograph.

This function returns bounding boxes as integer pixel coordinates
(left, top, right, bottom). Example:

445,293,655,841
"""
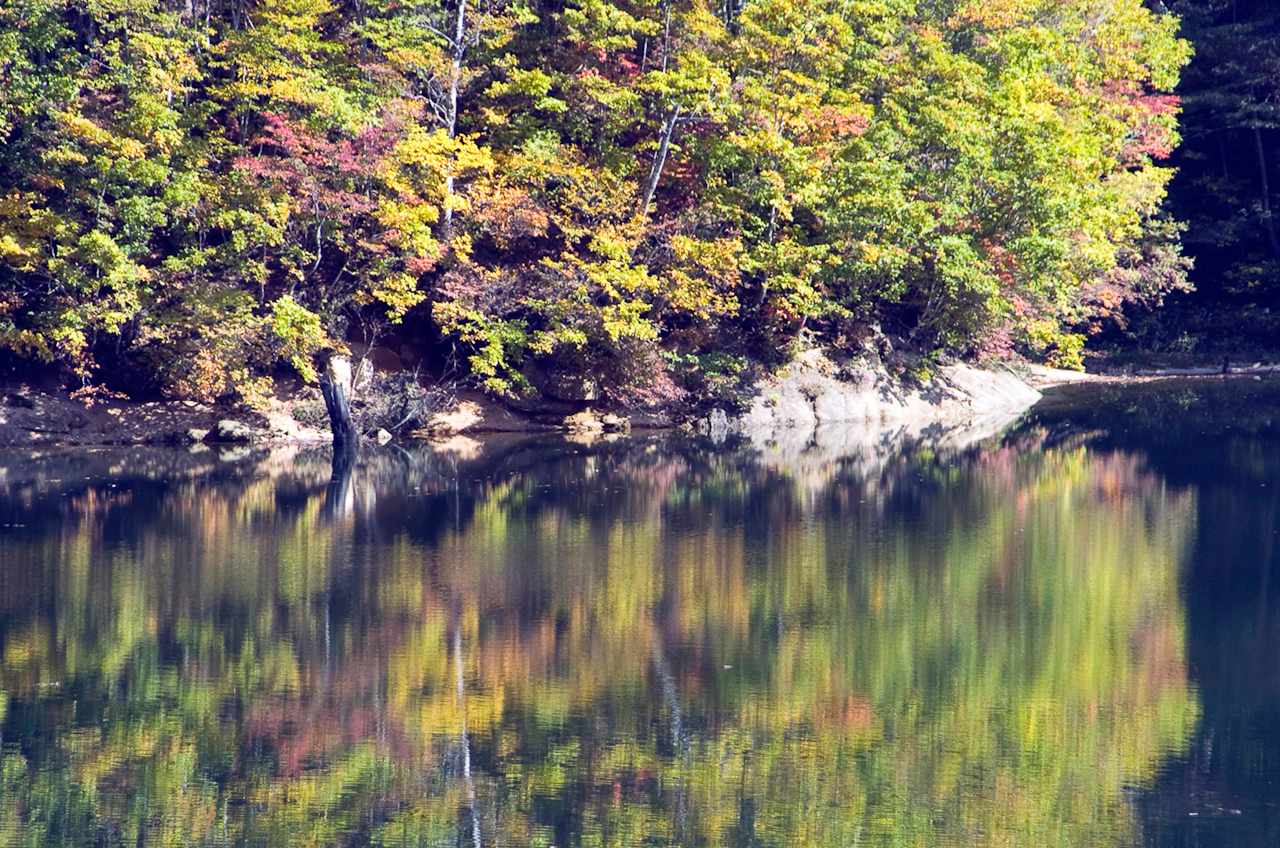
0,378,1278,847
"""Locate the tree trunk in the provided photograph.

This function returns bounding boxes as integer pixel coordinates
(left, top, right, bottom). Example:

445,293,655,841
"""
641,104,681,216
441,0,467,244
320,355,360,452
1253,125,1280,258
639,0,678,217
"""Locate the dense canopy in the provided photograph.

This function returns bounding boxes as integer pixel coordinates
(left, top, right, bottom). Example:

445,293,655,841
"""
1155,0,1280,351
0,0,1191,401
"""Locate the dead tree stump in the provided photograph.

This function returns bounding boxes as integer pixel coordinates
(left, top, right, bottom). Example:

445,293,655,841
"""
318,353,360,453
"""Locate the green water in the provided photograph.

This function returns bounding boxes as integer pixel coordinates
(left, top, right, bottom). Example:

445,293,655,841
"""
3,378,1278,847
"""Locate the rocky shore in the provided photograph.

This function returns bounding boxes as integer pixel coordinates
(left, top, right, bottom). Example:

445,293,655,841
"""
0,352,1081,448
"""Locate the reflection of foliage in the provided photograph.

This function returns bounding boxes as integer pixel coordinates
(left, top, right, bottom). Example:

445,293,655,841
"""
1025,378,1280,487
0,437,1197,846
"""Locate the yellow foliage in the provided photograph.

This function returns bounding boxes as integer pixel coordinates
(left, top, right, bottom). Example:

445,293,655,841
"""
57,112,147,159
369,272,427,321
270,294,329,382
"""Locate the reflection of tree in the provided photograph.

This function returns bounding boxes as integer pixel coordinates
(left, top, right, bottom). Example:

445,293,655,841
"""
0,437,1198,846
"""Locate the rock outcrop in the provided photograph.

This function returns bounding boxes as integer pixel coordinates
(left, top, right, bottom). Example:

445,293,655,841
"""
726,349,1041,440
671,350,1044,481
413,352,1044,441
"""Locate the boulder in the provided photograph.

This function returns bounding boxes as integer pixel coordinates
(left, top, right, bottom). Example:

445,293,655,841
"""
210,419,255,443
731,350,1041,443
184,428,210,444
601,413,630,434
563,409,631,433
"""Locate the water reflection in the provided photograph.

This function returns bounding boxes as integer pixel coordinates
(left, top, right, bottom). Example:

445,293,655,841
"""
1031,378,1280,847
0,429,1198,847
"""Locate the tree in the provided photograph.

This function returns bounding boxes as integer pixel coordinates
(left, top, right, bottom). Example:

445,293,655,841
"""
0,0,207,382
1167,0,1280,307
0,0,1192,398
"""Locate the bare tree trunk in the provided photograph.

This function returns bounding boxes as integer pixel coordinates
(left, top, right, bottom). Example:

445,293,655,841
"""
320,355,360,453
641,105,681,216
1254,125,1280,258
442,0,467,244
639,0,677,217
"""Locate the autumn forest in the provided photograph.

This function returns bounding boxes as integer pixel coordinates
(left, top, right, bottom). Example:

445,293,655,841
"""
0,0,1273,407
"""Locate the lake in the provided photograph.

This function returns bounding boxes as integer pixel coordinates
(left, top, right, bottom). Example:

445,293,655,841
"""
1,377,1278,847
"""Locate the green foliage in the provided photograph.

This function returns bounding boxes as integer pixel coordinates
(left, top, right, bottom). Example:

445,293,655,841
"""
0,0,1190,394
662,348,749,407
270,294,328,381
443,310,533,394
1024,320,1086,370
139,285,275,401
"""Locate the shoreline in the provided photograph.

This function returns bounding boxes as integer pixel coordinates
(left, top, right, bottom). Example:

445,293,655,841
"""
1,357,1275,449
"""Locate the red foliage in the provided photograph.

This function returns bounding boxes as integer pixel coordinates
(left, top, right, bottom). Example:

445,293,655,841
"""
235,112,402,226
231,109,424,303
1096,80,1180,164
979,237,1020,287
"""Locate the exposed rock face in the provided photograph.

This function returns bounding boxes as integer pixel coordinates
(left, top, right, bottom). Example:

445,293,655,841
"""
414,351,1042,440
687,351,1044,480
730,350,1041,441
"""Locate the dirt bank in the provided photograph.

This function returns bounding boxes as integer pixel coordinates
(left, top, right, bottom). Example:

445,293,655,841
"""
0,387,326,447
